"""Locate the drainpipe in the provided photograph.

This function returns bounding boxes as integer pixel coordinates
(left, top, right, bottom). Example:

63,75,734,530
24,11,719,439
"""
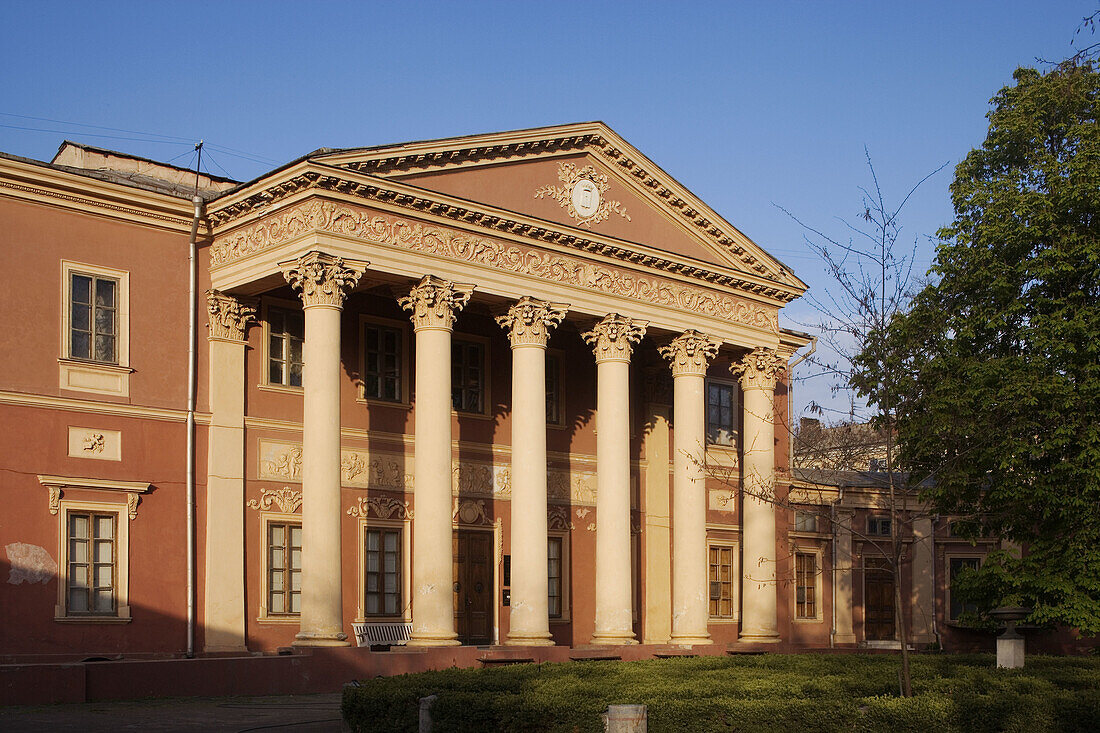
186,191,203,658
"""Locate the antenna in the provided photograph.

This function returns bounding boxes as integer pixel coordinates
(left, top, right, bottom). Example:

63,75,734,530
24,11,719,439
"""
193,140,204,195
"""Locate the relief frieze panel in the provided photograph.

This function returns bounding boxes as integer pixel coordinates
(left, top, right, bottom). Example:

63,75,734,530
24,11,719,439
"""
213,200,778,333
257,439,599,505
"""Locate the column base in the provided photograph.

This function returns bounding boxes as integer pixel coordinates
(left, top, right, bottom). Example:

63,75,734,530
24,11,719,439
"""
407,633,462,648
737,632,780,644
669,634,712,646
505,634,555,647
590,632,639,646
832,633,858,645
293,631,351,647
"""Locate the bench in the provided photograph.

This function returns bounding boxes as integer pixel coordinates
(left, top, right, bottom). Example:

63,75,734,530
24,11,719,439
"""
351,621,413,648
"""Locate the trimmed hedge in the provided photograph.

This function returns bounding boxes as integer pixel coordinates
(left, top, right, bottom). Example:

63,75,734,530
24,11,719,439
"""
341,654,1100,732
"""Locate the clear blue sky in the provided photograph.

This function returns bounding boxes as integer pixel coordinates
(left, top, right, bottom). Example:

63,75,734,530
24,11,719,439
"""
2,1,1094,418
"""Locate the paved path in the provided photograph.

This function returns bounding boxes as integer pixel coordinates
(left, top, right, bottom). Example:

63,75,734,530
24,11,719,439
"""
0,693,350,732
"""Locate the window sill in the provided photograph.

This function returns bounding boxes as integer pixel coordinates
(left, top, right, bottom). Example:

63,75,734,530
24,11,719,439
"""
257,615,301,625
58,358,133,397
55,615,132,624
355,397,411,409
708,617,739,624
793,617,824,624
258,383,304,396
789,531,831,540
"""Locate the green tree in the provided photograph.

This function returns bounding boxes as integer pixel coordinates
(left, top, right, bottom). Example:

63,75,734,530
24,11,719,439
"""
881,62,1100,633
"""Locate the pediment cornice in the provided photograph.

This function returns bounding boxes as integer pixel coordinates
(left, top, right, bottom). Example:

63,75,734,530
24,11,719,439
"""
207,163,801,304
314,123,806,294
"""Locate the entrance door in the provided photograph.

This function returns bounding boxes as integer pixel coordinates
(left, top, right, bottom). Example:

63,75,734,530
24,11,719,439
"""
864,556,896,641
454,530,493,645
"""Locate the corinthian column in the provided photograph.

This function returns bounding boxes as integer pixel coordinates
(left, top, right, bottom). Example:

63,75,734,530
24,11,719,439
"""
582,314,647,645
203,290,255,652
400,275,474,647
497,297,568,646
281,251,365,647
659,330,720,646
732,347,787,643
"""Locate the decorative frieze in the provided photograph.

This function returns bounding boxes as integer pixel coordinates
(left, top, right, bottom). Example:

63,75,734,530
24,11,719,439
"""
279,250,364,308
206,290,256,341
732,347,787,391
496,297,569,348
398,275,474,331
582,313,647,363
246,487,303,514
257,439,599,504
346,496,412,520
453,499,493,526
659,330,720,377
210,200,781,333
547,505,575,531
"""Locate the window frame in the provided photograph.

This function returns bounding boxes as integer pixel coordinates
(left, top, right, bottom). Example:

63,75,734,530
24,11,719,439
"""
545,349,566,428
257,512,303,623
946,554,983,623
793,547,825,622
260,297,305,393
707,538,740,622
705,378,739,448
547,530,571,622
59,261,131,396
358,315,411,406
55,499,131,623
867,515,892,537
793,510,818,534
451,335,491,416
355,517,412,623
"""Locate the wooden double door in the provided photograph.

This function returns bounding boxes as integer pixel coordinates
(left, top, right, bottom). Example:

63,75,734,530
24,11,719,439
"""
453,530,493,645
864,557,896,641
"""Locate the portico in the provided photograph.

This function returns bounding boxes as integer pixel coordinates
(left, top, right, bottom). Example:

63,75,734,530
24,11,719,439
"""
199,122,807,653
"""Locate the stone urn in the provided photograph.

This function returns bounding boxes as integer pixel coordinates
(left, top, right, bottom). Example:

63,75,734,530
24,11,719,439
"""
989,606,1031,669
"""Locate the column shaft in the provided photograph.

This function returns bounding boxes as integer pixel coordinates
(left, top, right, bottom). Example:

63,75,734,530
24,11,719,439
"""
671,372,710,644
295,303,348,646
593,358,637,644
507,345,552,645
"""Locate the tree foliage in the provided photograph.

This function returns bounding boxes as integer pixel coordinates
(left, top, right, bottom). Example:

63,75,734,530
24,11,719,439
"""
881,63,1100,632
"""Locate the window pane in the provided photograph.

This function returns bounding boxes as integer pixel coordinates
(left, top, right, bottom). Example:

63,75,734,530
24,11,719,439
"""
72,302,91,331
288,338,303,364
71,540,88,563
71,331,91,360
95,334,116,363
270,593,284,614
271,573,284,591
290,548,302,570
271,548,284,569
95,307,115,337
71,565,88,587
95,565,113,588
289,593,301,613
384,532,397,552
96,515,115,539
290,570,301,592
290,526,302,546
289,363,303,387
270,525,284,546
95,541,112,563
95,278,116,308
71,515,89,538
69,590,88,612
72,274,92,304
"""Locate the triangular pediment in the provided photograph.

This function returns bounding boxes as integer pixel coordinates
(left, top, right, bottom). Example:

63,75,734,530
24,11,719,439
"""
315,123,805,294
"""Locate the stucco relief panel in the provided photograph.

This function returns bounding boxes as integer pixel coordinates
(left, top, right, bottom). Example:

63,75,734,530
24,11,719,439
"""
257,439,599,505
212,200,779,334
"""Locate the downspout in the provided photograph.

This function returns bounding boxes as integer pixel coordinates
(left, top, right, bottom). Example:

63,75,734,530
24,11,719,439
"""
186,144,204,658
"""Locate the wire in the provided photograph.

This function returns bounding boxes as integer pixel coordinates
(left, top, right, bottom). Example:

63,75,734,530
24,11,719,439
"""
201,148,235,180
0,111,194,142
0,122,195,147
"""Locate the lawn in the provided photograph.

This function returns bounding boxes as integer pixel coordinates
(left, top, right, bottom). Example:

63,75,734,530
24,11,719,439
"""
341,653,1100,732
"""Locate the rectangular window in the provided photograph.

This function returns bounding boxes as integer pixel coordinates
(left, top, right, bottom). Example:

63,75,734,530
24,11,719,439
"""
868,516,892,536
546,353,562,425
794,510,818,533
67,512,117,615
69,272,118,364
267,522,302,615
364,527,402,617
363,323,403,402
548,536,563,618
706,381,736,446
708,545,734,618
949,557,981,621
795,552,817,619
268,306,304,387
452,340,485,413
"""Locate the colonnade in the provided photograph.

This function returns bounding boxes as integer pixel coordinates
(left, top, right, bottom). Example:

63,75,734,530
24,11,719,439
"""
204,249,787,650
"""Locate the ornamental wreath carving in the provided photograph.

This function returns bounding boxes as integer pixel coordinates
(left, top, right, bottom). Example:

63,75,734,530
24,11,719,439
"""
534,162,631,228
246,487,303,514
210,200,778,334
346,496,413,520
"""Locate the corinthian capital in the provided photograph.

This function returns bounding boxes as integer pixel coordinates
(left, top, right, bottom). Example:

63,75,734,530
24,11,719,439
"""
279,251,365,308
206,290,256,341
658,330,720,377
398,275,475,331
732,347,787,391
582,313,647,363
496,297,569,348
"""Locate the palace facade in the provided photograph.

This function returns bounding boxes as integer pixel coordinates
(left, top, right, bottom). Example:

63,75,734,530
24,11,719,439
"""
0,124,1026,668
